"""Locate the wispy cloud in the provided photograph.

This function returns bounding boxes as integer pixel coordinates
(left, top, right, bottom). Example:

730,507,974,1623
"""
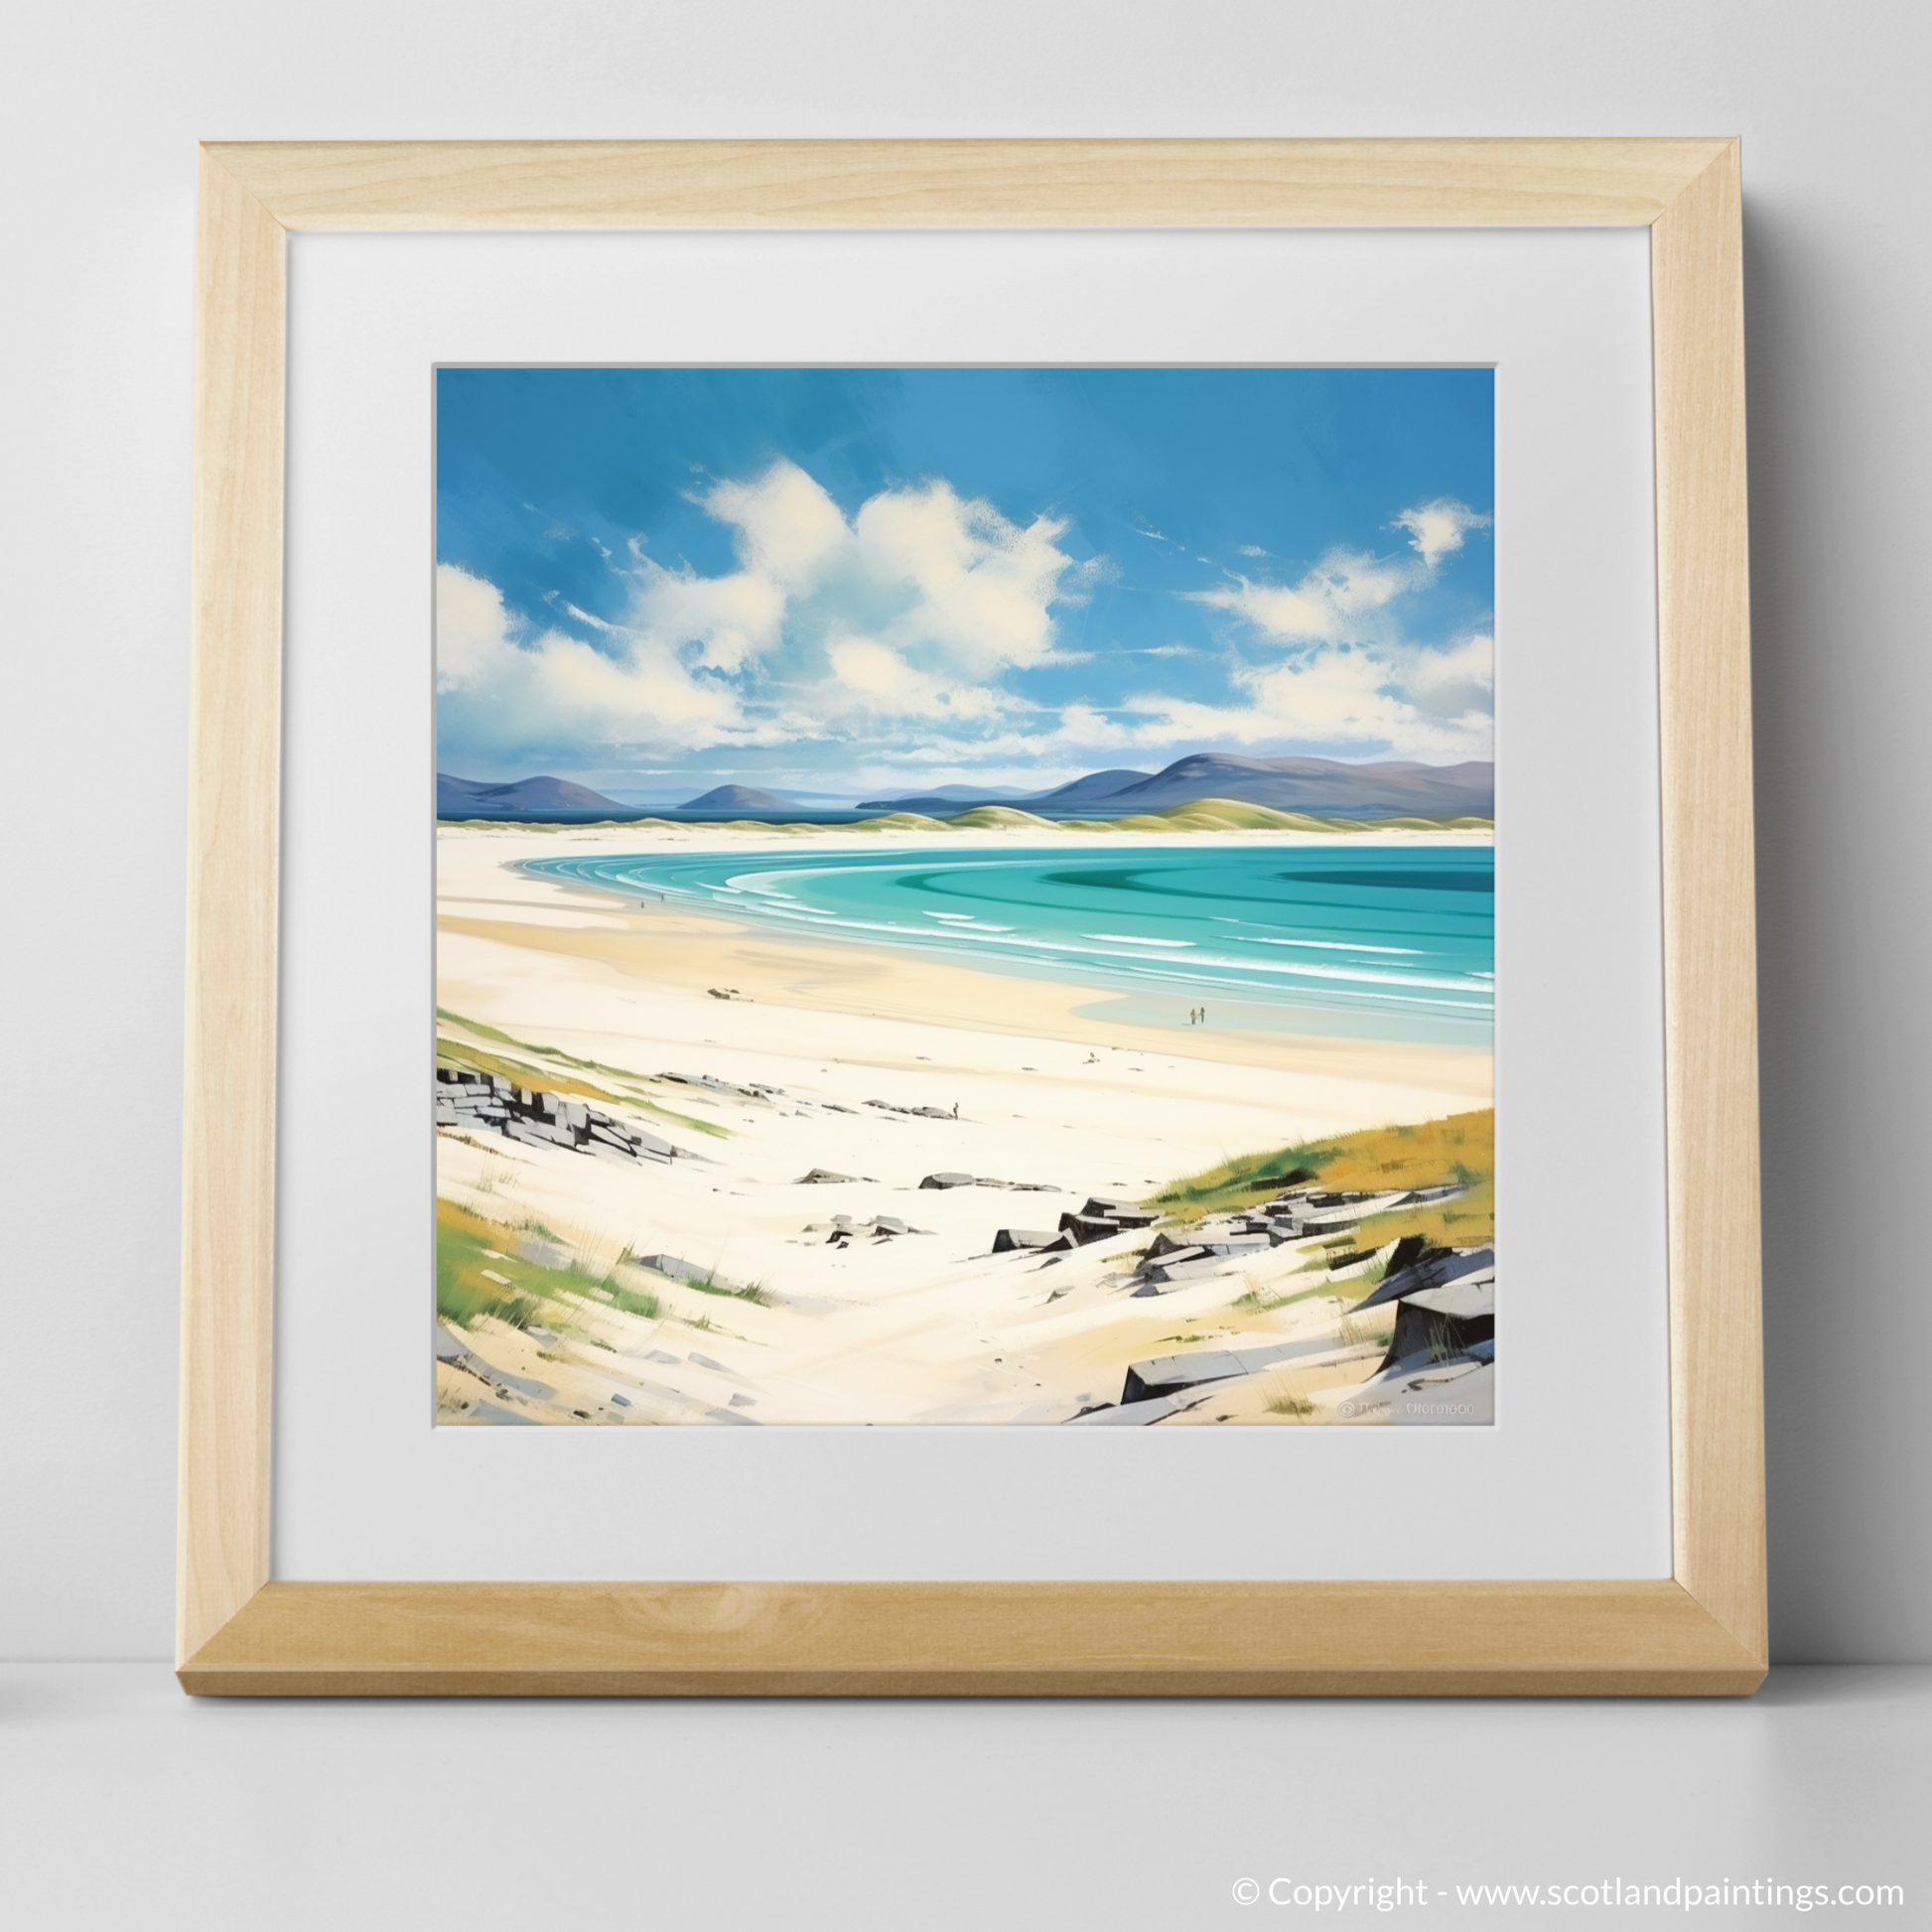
1187,494,1488,645
1151,495,1493,760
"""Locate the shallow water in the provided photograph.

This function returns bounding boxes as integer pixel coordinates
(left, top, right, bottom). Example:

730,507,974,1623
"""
525,843,1494,1047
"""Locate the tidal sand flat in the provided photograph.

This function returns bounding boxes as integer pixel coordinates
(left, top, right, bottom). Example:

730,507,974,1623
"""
434,820,1494,1425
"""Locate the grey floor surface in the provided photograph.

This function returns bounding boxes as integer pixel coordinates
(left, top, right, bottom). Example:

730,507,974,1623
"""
1,1665,1925,1927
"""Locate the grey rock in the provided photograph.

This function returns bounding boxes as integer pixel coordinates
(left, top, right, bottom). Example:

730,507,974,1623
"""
1064,1396,1183,1426
689,1352,727,1372
1057,1212,1132,1245
1351,1246,1494,1313
1145,1243,1208,1267
993,1228,1058,1252
728,1393,757,1408
1121,1331,1369,1405
1136,1254,1227,1287
798,1168,859,1184
1406,1275,1491,1321
920,1172,976,1189
635,1253,714,1285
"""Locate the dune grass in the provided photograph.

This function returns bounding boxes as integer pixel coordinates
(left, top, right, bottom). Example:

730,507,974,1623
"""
435,1007,728,1137
437,1197,665,1330
437,1198,562,1330
1150,1107,1494,1249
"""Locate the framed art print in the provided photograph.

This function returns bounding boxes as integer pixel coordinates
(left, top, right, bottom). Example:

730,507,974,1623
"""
180,141,1764,1694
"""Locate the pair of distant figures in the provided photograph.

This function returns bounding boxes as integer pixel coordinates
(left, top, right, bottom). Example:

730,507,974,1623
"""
1187,1006,1208,1026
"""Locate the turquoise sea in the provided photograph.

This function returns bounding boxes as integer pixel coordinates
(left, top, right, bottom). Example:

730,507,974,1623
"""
524,843,1494,1047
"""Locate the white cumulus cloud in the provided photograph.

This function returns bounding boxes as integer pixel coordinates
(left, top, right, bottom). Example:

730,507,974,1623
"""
435,461,1098,774
436,564,744,768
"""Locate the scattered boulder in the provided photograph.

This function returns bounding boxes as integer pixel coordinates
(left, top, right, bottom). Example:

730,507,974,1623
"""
1057,1211,1139,1245
1380,1268,1495,1370
515,1233,571,1272
632,1253,729,1289
798,1168,860,1184
993,1228,1059,1252
1350,1245,1492,1314
1079,1198,1159,1227
1136,1253,1229,1288
1120,1332,1380,1406
434,1068,682,1167
1123,1350,1248,1404
920,1172,976,1189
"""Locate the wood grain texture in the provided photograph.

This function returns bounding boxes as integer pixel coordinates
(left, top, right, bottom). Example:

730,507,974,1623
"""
1651,142,1767,1662
178,137,1765,1694
180,1581,1763,1696
207,137,1733,231
178,151,286,1667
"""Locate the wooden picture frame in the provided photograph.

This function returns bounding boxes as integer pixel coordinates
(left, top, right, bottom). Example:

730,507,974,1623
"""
180,138,1762,1696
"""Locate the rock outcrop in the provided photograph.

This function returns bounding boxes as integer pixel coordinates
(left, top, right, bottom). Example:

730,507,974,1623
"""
436,1068,682,1164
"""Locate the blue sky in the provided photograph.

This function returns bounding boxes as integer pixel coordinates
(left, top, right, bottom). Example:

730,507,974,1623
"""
435,366,1493,798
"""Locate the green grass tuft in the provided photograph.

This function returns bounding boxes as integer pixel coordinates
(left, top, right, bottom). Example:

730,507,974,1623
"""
1148,1108,1494,1250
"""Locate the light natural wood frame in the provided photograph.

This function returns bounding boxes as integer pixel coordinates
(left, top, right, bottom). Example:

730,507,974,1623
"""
180,138,1762,1696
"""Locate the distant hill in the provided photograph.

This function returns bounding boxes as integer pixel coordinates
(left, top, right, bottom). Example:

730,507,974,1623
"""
859,755,1492,820
437,772,632,819
1105,755,1492,818
681,784,800,811
1023,767,1159,809
854,780,1052,810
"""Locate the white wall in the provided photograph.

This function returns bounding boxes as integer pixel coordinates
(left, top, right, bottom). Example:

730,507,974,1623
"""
3,0,1925,1661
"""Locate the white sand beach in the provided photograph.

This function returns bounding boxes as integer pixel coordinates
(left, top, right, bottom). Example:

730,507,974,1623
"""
434,821,1493,1426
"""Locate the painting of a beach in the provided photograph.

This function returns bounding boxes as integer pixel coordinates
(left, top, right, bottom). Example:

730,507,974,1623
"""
434,366,1495,1426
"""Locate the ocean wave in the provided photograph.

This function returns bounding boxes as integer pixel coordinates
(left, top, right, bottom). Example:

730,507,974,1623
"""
522,844,1493,1039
